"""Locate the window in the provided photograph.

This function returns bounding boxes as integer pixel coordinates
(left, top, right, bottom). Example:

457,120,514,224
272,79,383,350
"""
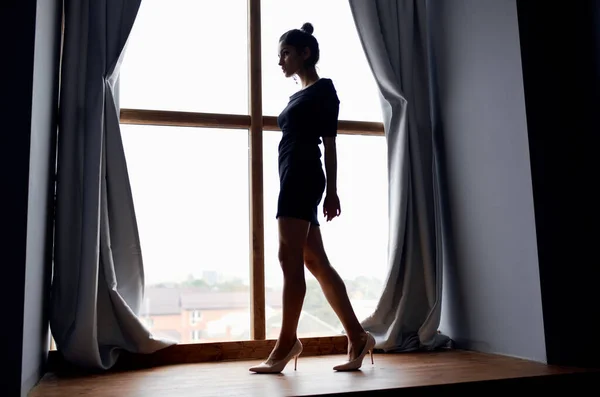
191,329,203,342
120,0,248,114
118,0,386,346
121,125,251,343
190,310,203,325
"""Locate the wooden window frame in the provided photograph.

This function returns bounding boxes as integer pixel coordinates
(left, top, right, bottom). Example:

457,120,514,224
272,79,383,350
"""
121,0,385,347
47,0,384,371
120,0,383,341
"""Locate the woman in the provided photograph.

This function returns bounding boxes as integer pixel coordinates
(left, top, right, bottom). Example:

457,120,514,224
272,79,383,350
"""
249,22,376,374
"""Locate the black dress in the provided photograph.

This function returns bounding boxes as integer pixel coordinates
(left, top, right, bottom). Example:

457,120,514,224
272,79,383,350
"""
276,78,340,226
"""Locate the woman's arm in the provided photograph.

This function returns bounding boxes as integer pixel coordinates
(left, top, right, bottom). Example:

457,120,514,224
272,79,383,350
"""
323,136,341,221
323,137,337,195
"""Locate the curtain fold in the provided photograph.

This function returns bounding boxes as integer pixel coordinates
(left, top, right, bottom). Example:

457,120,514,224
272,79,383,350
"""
50,0,174,370
349,0,451,352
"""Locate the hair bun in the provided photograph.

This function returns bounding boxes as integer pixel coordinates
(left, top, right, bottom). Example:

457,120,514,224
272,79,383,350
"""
301,22,314,35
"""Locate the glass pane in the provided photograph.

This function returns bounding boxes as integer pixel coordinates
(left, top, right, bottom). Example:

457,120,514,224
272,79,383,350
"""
119,0,248,115
121,125,250,343
263,132,388,338
261,0,383,122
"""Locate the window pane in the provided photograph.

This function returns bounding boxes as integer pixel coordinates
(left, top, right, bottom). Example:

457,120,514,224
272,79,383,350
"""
261,0,383,122
119,0,248,114
263,132,388,338
121,125,250,343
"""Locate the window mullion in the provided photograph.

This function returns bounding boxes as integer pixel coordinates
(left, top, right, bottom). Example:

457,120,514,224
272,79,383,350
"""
248,0,265,341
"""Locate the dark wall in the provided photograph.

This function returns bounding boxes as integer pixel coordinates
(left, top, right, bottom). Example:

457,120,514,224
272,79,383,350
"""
21,0,62,394
432,0,546,362
517,0,600,368
1,2,37,395
433,0,600,367
1,1,61,395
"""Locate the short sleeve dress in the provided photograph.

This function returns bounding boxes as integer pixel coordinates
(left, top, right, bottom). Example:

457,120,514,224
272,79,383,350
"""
276,78,340,226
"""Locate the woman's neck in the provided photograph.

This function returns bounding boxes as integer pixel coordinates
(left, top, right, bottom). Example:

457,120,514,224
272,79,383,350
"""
297,68,320,89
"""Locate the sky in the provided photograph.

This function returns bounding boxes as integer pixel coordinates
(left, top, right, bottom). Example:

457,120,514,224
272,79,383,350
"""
118,0,389,290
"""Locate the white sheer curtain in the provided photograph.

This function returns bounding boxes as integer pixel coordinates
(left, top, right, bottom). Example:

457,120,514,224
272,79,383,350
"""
349,0,451,352
50,0,174,369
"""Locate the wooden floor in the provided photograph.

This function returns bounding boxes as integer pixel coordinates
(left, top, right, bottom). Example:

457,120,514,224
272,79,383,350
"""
30,350,597,396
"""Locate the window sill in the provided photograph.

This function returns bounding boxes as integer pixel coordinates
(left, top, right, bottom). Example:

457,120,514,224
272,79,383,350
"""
47,335,348,373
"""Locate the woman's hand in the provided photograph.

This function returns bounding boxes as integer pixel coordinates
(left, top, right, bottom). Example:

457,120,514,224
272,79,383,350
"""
323,193,341,222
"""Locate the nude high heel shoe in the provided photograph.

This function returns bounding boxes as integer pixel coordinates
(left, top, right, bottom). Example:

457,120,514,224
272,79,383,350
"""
249,339,303,374
333,332,376,371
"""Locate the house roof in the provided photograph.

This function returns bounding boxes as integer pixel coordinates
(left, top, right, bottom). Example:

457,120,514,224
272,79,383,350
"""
140,286,282,316
180,289,282,310
139,286,370,340
140,287,182,315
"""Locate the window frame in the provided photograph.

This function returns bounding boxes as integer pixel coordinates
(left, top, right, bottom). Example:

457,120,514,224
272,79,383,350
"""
48,0,384,369
120,0,384,342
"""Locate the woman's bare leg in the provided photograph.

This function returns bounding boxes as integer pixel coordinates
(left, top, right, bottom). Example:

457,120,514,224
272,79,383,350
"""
267,216,310,361
303,224,368,359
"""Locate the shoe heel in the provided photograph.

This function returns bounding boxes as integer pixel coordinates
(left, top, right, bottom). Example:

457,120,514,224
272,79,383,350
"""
294,355,299,370
369,349,374,365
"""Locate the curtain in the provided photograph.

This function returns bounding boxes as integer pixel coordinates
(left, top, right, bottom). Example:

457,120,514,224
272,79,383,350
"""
349,0,451,352
50,0,175,369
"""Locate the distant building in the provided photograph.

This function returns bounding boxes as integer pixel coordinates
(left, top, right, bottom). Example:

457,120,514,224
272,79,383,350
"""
139,286,343,344
50,285,376,350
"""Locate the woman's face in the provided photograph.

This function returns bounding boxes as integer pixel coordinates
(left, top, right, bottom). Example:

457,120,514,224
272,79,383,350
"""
278,42,308,78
